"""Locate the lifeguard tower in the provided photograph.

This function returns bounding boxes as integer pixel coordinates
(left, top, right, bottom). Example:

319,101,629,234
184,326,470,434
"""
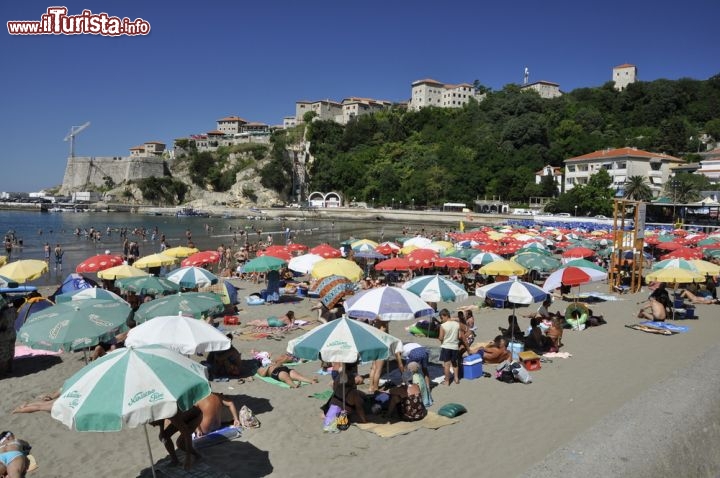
608,199,645,293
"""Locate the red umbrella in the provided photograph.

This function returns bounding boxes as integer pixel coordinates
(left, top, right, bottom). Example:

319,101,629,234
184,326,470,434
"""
375,257,420,271
407,248,439,267
287,243,308,253
562,247,595,259
433,257,471,269
310,243,342,258
258,246,292,261
76,254,124,273
375,242,400,255
660,247,703,260
181,250,221,267
655,241,683,251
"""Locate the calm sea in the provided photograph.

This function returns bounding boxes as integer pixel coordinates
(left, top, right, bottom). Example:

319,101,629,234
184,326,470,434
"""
0,210,424,286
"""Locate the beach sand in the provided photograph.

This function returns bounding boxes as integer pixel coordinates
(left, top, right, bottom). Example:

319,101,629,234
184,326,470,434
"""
3,279,720,478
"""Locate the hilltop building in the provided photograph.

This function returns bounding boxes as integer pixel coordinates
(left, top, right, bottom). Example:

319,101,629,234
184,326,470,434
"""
175,116,272,153
294,97,392,125
408,78,485,111
520,80,562,99
613,64,637,91
564,147,683,198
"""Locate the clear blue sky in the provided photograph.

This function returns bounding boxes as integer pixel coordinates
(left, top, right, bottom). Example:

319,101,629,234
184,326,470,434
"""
2,0,718,192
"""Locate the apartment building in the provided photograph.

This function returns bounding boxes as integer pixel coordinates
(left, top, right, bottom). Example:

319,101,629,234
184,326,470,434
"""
407,78,485,111
129,141,166,157
295,100,343,123
520,80,562,99
216,116,247,135
341,97,392,124
613,64,637,91
564,147,683,198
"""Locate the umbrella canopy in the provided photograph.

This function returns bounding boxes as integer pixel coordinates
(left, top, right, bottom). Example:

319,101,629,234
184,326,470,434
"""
542,266,607,292
287,317,401,363
402,274,468,302
242,255,287,273
55,287,128,305
403,236,432,249
651,258,697,272
133,253,177,269
18,299,132,351
375,242,401,255
645,267,705,284
344,286,435,321
288,253,324,274
470,251,503,266
181,250,222,267
478,259,527,276
0,259,48,283
512,252,561,272
116,276,181,296
165,266,218,289
562,259,607,272
97,264,149,280
310,243,342,258
475,278,548,305
310,274,355,308
76,254,124,273
13,297,54,332
311,258,363,281
162,246,199,258
562,247,596,259
351,239,379,250
51,344,211,431
660,247,703,260
688,260,720,276
125,315,231,355
432,257,471,269
134,292,225,323
353,250,388,260
201,280,239,305
257,246,292,261
374,257,419,271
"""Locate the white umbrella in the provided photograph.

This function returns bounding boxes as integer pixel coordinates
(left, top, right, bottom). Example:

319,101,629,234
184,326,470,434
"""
344,286,435,321
288,253,324,274
125,315,231,355
403,236,432,249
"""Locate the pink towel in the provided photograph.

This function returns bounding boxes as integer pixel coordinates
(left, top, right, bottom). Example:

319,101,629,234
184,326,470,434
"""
14,345,62,358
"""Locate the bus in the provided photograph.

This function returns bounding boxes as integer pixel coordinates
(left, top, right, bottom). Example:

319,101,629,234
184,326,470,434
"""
442,202,467,212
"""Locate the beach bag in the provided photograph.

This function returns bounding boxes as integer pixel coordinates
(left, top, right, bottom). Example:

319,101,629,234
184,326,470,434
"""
511,361,532,384
335,410,350,431
239,405,260,429
495,362,515,384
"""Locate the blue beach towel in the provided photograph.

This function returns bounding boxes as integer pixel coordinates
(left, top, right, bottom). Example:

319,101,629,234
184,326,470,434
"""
640,321,689,333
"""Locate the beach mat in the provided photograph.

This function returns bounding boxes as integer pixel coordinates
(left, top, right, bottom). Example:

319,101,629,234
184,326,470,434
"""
192,426,242,449
354,411,459,438
254,373,309,388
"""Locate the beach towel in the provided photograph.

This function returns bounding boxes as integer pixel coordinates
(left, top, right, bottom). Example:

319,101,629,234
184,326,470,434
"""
192,426,242,449
625,324,676,335
639,321,689,333
254,373,308,388
14,345,62,358
309,389,334,401
354,411,459,438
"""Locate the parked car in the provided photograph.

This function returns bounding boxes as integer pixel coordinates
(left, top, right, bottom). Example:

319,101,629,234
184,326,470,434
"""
556,213,571,217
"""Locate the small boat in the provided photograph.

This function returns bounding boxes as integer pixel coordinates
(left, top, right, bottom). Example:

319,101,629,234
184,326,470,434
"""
176,206,209,217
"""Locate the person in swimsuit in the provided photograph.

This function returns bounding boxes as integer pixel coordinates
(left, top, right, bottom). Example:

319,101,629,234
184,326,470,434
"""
256,357,318,388
247,311,294,327
0,431,30,478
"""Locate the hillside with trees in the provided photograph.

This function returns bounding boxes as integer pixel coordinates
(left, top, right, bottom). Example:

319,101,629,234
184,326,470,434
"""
301,75,720,214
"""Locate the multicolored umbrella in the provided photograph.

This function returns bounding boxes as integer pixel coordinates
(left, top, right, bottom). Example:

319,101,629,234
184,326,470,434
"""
542,266,607,292
644,267,705,284
651,258,697,272
287,317,402,363
0,259,48,283
311,258,363,281
134,292,225,323
76,254,124,273
562,259,607,272
125,315,231,355
18,299,132,352
476,279,548,305
165,266,218,289
470,251,503,266
478,259,527,276
97,264,149,280
309,274,355,308
243,255,287,273
181,250,221,267
688,260,720,276
402,274,468,302
116,276,180,296
344,286,435,321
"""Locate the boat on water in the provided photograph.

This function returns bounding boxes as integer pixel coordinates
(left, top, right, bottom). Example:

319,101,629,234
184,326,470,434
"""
176,206,210,217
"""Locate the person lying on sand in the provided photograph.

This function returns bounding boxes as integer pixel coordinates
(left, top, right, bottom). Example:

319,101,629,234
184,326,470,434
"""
13,389,61,414
0,431,31,478
679,289,720,305
256,357,318,388
247,311,294,327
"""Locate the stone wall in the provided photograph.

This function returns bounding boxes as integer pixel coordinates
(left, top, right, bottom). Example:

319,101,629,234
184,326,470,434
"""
60,156,165,194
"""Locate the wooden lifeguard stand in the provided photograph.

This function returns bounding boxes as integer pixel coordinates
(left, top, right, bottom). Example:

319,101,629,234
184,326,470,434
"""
608,199,645,294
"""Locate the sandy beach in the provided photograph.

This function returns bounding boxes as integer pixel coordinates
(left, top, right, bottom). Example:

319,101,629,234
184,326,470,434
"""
3,275,720,478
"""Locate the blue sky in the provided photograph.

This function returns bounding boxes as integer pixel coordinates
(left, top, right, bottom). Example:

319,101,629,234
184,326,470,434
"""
2,0,719,192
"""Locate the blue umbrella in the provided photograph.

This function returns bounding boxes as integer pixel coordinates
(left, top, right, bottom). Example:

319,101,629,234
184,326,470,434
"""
344,286,435,321
475,279,548,305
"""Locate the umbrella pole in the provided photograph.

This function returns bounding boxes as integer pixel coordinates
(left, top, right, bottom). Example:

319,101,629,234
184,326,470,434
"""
143,424,157,478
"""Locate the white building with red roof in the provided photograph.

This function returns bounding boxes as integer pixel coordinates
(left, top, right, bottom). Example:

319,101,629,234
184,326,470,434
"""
613,64,637,91
564,147,683,197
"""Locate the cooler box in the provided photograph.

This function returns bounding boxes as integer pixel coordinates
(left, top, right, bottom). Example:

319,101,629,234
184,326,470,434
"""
462,353,483,379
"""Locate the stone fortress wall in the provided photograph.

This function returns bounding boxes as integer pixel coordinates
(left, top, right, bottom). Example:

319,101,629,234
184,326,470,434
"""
60,155,165,194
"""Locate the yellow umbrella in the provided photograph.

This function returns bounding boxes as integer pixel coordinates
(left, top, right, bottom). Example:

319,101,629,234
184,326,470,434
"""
688,260,720,276
478,259,527,276
162,246,200,258
428,241,454,253
645,267,705,284
0,256,6,266
350,239,378,249
399,245,419,255
132,253,177,269
0,259,48,283
311,258,364,282
97,264,150,280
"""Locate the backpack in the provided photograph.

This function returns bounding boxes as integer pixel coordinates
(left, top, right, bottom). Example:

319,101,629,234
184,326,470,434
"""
239,405,260,428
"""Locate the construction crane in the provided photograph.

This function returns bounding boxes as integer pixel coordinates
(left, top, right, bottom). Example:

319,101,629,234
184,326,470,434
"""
64,121,91,158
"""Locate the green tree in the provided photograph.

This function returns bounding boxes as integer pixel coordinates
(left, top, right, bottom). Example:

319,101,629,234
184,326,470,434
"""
623,175,653,201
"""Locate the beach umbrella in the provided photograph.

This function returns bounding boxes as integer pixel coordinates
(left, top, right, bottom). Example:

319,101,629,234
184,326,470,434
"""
18,299,132,352
476,278,548,305
374,257,419,271
470,251,503,266
13,296,54,332
697,236,720,247
133,253,177,269
644,267,705,284
257,246,292,261
242,255,286,273
116,276,181,296
353,250,388,260
134,292,225,323
287,317,402,363
403,236,432,249
51,344,211,478
406,248,439,267
162,246,199,258
181,250,221,267
201,279,238,305
517,242,550,255
427,241,454,253
97,264,149,280
76,254,124,273
402,274,469,302
287,243,308,253
351,239,379,251
288,253,324,274
310,274,355,308
344,286,435,321
375,242,401,255
512,252,561,272
660,247,703,260
310,243,342,258
55,287,128,304
651,258,697,272
0,259,48,283
165,266,218,289
542,266,607,292
444,248,479,261
562,259,607,272
311,258,363,281
432,256,471,269
688,260,720,276
125,315,231,354
0,274,19,288
478,259,527,276
562,247,596,259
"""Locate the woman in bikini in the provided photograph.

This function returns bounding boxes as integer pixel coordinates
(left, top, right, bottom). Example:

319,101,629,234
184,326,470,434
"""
0,431,30,478
256,357,318,388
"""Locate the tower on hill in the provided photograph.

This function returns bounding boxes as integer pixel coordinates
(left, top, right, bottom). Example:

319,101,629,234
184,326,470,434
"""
613,64,637,91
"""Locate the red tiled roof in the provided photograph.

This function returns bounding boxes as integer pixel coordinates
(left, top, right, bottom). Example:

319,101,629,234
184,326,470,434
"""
614,63,636,69
217,116,247,123
412,78,444,86
207,130,224,135
566,147,683,163
129,145,144,150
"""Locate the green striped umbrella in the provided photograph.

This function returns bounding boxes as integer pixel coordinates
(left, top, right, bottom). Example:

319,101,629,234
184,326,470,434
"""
242,255,286,273
134,292,225,323
116,276,180,296
513,252,561,272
